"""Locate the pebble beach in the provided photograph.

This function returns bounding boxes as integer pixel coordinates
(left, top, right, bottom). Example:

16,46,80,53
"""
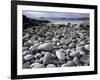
22,15,90,69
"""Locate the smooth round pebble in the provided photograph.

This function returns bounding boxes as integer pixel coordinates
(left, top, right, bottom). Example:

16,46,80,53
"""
68,43,76,49
70,51,80,57
24,54,33,61
23,62,30,68
52,38,59,43
38,43,54,51
73,57,79,65
79,51,86,56
30,63,40,68
84,44,89,51
24,40,33,47
33,64,45,68
23,50,30,56
47,64,56,68
56,49,66,60
62,61,75,67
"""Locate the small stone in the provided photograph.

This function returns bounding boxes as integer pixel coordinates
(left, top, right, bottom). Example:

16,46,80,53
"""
23,34,29,42
22,47,29,51
56,49,66,60
83,63,89,66
62,61,75,67
51,38,59,43
60,39,65,44
66,49,71,55
76,46,85,52
43,52,51,65
79,51,86,56
73,57,79,65
23,62,30,69
31,60,35,63
38,43,54,51
80,55,89,64
65,37,72,45
72,39,77,43
47,64,56,68
24,54,33,61
29,46,39,54
84,44,89,51
24,40,33,47
77,63,82,66
57,42,60,46
34,59,41,63
79,41,86,46
68,43,76,49
39,57,44,63
51,54,57,59
38,37,45,42
34,53,42,59
62,45,68,49
52,59,60,65
23,50,30,56
66,55,71,61
33,64,45,68
30,63,40,68
45,32,53,37
70,51,80,57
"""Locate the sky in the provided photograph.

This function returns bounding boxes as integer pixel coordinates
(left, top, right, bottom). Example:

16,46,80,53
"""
23,11,89,19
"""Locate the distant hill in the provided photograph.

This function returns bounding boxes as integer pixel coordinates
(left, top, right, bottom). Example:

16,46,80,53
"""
23,15,51,29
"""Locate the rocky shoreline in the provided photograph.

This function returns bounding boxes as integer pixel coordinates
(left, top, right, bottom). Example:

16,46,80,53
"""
22,21,90,69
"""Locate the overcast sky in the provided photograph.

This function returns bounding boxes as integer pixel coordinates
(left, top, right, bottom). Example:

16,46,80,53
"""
23,11,89,19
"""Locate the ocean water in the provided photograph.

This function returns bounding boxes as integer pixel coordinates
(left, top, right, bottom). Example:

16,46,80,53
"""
49,19,88,25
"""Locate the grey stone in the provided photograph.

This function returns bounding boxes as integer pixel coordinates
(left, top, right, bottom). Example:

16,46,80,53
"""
23,62,30,69
29,45,39,54
66,55,71,61
22,47,29,51
43,52,51,65
83,63,89,66
73,57,79,65
23,50,30,56
62,61,75,67
84,44,89,51
24,54,33,61
47,64,56,68
76,46,85,52
80,55,89,64
33,64,45,68
51,38,59,43
65,37,72,45
79,51,86,56
35,53,42,59
30,63,40,68
68,43,76,49
38,37,45,42
79,41,86,46
24,40,33,47
56,49,66,60
38,43,54,51
70,51,80,57
51,54,57,59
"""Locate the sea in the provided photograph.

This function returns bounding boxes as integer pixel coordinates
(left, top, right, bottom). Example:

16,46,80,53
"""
48,19,88,25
